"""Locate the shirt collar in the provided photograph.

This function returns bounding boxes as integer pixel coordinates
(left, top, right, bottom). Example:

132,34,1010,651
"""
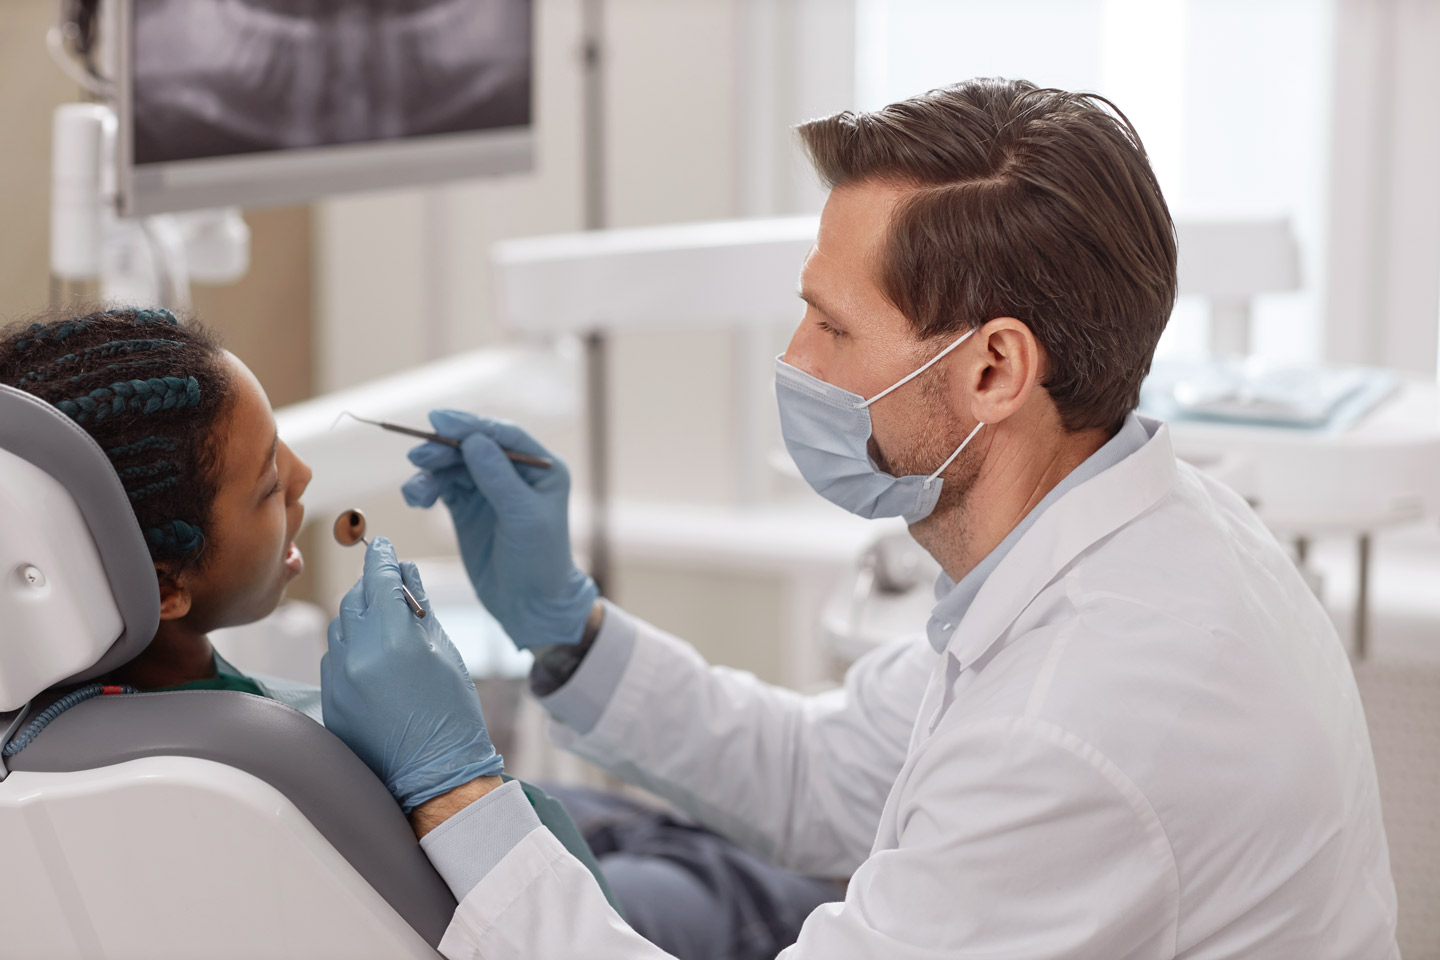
213,650,245,679
925,412,1151,653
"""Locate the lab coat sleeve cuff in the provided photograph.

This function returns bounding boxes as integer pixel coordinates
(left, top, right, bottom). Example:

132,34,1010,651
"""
419,779,542,904
535,599,637,735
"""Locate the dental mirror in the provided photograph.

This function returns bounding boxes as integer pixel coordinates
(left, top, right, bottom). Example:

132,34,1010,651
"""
332,508,426,618
333,508,367,547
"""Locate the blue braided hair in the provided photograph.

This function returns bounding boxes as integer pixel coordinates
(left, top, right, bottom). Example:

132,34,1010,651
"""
128,476,179,502
54,376,202,423
127,308,178,325
117,460,173,481
9,307,176,352
17,338,183,384
146,519,206,561
107,436,179,458
0,305,231,572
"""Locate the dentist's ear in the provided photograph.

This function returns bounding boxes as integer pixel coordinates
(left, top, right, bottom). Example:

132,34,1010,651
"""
154,564,192,620
957,317,1044,426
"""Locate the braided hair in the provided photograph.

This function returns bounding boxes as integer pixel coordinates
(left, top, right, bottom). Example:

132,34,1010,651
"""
0,305,233,570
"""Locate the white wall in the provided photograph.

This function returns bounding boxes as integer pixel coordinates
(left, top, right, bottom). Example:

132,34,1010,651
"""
1324,0,1440,377
854,0,1339,365
602,0,746,507
857,0,1440,374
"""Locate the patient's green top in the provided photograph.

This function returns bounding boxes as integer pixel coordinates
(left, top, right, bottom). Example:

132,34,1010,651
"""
154,655,622,915
158,672,267,695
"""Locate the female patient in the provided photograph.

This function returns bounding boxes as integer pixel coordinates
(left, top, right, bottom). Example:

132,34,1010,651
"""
0,305,619,902
0,305,309,695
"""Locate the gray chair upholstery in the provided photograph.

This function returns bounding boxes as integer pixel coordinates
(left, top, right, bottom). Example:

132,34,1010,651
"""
0,384,158,684
8,689,458,949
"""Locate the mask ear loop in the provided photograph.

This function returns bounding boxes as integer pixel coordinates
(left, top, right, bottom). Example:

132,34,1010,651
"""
923,421,985,489
855,327,979,409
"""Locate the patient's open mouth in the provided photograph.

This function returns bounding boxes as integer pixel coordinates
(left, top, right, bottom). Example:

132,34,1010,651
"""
283,540,304,577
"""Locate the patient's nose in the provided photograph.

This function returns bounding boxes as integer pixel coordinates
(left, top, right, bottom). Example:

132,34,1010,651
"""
283,443,314,503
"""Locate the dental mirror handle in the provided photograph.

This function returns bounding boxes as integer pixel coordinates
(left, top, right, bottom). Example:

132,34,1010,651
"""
332,509,427,619
363,537,427,619
398,582,427,619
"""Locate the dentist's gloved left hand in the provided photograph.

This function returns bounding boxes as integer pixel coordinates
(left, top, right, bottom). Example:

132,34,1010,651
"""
321,537,503,813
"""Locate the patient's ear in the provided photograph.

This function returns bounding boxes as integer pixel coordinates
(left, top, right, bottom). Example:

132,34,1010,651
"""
154,563,192,620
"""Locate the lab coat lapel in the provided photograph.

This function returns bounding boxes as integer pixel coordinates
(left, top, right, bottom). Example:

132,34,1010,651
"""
945,418,1178,672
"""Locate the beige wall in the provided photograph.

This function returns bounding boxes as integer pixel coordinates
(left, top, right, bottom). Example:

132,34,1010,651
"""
190,207,314,409
0,1,314,408
0,0,85,320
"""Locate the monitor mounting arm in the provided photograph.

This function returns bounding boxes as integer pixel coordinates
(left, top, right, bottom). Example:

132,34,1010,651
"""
49,102,250,312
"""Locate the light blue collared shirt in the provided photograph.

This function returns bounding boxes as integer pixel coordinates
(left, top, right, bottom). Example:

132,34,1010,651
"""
924,412,1150,653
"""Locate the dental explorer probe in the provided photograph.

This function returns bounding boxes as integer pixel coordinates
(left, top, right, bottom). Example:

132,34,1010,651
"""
332,509,427,619
333,411,554,470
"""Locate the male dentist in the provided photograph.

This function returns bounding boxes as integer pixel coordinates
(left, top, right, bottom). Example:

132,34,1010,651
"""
322,79,1399,959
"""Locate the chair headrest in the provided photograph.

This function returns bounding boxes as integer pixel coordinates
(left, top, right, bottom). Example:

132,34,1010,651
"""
0,384,160,710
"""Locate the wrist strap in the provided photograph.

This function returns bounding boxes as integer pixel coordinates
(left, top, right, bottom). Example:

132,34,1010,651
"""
529,600,604,697
578,599,605,646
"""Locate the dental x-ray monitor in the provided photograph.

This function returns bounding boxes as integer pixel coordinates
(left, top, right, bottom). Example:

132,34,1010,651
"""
115,0,534,215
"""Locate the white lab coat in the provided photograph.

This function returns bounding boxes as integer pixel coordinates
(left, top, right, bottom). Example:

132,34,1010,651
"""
437,419,1399,959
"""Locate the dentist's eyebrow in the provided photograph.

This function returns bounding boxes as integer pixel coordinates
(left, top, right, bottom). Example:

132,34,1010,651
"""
797,288,844,323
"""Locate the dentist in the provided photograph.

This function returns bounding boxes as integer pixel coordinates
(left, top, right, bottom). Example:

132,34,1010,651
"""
322,79,1398,959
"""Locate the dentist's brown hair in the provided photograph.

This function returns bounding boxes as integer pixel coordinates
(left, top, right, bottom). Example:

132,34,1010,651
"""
797,78,1178,433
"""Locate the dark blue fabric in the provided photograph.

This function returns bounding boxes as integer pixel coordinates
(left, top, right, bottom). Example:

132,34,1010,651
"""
541,784,843,960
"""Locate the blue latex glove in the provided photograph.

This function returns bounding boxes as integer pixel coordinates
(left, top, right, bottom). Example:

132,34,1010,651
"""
321,537,503,813
401,410,597,650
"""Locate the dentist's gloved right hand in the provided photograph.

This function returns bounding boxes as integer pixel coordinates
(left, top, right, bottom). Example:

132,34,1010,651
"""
401,410,598,650
322,537,504,813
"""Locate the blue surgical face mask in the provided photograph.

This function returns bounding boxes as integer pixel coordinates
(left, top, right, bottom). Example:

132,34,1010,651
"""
775,330,984,523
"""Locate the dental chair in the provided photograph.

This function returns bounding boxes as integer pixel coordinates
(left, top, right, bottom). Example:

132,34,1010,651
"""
0,384,454,959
